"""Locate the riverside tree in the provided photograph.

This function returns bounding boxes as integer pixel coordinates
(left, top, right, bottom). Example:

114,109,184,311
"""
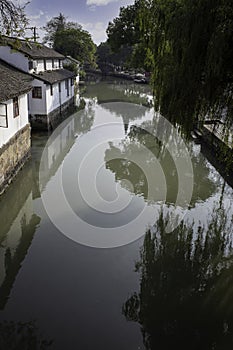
43,13,96,66
107,0,233,131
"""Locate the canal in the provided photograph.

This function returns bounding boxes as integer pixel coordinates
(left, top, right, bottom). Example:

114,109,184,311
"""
0,78,233,349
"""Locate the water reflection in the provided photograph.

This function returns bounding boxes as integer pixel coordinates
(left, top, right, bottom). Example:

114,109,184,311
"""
123,203,233,349
105,119,218,206
0,79,232,348
84,78,153,107
0,320,52,349
0,164,40,310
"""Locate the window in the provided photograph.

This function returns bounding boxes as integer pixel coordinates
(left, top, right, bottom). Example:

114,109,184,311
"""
52,59,55,68
71,78,74,86
0,103,8,128
32,87,42,99
65,79,69,96
13,97,19,117
59,60,62,68
58,82,61,92
43,59,47,71
50,85,53,96
28,60,33,70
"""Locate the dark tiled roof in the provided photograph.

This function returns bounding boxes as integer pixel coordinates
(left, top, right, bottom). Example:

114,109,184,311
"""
65,56,80,64
1,36,64,59
32,69,76,84
0,59,32,102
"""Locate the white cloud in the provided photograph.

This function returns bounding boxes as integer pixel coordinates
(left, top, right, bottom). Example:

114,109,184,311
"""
81,22,107,45
29,10,44,21
86,0,118,6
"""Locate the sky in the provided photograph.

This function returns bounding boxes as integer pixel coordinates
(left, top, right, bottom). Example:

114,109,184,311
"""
21,0,134,45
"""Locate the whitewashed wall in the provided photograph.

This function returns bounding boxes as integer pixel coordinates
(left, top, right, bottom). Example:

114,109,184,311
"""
46,79,75,114
34,59,62,73
0,93,29,148
0,46,28,72
35,59,44,73
28,79,47,115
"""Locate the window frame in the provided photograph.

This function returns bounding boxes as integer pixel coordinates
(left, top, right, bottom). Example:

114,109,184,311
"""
65,79,70,97
0,103,8,128
32,86,42,99
13,97,19,118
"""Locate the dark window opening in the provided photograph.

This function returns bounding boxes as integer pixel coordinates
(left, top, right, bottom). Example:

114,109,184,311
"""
32,87,42,99
65,79,69,96
50,85,53,96
28,60,33,70
13,97,19,117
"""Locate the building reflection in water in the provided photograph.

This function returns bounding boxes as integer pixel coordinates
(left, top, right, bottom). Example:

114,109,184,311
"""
0,164,40,310
0,101,96,309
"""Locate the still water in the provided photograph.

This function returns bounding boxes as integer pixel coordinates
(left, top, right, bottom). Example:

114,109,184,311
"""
0,78,233,349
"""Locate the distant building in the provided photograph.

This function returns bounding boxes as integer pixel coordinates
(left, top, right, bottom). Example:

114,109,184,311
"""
63,55,80,85
0,37,77,130
0,59,32,195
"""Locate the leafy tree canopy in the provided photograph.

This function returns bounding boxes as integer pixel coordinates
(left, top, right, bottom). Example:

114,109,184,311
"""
106,1,147,69
107,2,141,52
107,0,233,132
54,28,96,66
43,13,96,66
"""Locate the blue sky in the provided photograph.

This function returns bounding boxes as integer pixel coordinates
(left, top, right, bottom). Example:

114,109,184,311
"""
23,0,134,45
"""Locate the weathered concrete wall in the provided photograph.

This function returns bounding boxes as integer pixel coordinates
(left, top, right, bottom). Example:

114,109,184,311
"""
0,124,31,195
29,97,75,131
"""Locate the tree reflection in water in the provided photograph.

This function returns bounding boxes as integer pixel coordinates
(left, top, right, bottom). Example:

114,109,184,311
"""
123,204,233,350
105,121,218,206
0,320,52,349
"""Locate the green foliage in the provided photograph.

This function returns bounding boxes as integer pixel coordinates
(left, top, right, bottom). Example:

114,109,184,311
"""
0,0,29,36
79,69,86,80
96,41,133,72
138,0,233,128
54,28,96,66
42,13,81,46
43,13,96,66
63,61,79,75
107,0,233,134
106,1,147,70
107,2,141,52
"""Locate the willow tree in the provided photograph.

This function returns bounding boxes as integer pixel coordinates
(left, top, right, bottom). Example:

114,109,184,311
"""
139,0,233,129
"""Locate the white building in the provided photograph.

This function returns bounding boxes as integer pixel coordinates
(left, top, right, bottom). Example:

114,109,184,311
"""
63,55,80,85
0,37,77,130
0,59,32,194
